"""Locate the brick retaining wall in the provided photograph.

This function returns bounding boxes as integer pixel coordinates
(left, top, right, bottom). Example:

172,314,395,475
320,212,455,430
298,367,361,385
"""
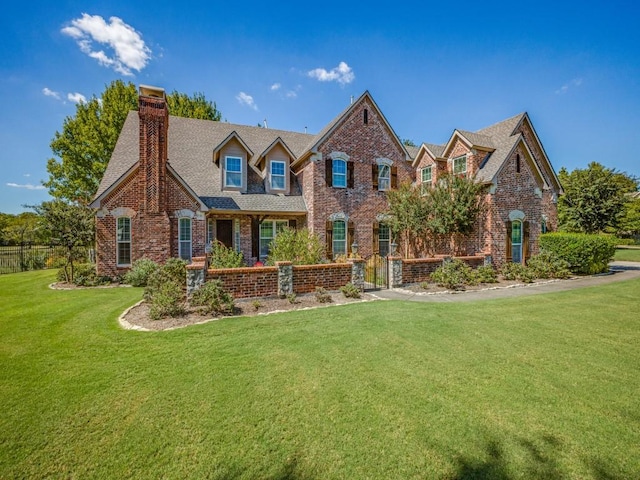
292,263,352,294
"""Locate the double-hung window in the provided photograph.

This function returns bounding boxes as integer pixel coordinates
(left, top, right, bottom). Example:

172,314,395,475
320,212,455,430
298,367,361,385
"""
259,220,288,259
179,218,192,261
332,220,347,257
224,156,242,188
116,217,131,266
333,159,347,188
421,166,432,195
378,164,391,191
270,160,286,190
453,155,467,177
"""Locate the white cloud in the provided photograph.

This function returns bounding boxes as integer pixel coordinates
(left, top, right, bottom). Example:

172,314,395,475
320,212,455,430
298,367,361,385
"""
42,87,61,100
236,92,258,110
23,174,31,177
61,13,151,76
285,90,298,99
7,183,45,190
308,61,355,85
270,83,281,91
555,78,583,95
67,92,87,104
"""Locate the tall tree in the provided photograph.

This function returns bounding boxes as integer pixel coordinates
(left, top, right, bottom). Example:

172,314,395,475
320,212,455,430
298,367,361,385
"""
166,91,222,121
44,81,222,205
44,80,138,205
558,162,637,234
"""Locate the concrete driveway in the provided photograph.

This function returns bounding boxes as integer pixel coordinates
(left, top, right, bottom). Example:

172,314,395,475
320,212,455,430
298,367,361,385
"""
369,261,640,303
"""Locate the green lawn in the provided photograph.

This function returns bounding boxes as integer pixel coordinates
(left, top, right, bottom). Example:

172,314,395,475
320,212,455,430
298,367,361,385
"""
615,245,640,262
1,270,639,479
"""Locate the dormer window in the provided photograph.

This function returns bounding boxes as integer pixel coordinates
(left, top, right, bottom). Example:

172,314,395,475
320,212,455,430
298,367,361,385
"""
453,155,467,177
224,156,242,188
421,166,432,195
270,160,286,191
333,159,347,188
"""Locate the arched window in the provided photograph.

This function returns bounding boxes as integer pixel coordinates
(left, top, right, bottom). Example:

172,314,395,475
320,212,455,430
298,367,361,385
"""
332,159,347,188
179,217,192,261
116,217,131,266
511,219,522,263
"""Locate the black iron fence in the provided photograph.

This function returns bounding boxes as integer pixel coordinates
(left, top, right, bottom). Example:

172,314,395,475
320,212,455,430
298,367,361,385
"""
0,244,92,274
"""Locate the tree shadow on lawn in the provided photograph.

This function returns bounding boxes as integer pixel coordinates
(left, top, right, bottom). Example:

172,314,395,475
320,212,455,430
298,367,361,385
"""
451,434,624,480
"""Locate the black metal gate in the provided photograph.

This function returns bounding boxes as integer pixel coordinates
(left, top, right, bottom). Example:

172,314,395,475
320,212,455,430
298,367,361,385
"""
364,253,388,290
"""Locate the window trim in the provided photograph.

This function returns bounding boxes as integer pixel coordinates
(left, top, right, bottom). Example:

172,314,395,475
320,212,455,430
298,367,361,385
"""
270,160,286,191
116,217,131,266
421,166,433,195
224,155,243,189
378,164,391,191
332,159,347,188
378,223,390,257
332,220,347,258
453,155,467,176
511,219,523,263
179,217,192,261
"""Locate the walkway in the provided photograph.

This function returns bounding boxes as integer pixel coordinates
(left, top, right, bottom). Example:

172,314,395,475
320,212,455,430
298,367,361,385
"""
370,261,640,303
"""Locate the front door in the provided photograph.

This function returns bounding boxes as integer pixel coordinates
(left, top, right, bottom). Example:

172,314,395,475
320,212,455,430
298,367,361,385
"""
216,220,233,248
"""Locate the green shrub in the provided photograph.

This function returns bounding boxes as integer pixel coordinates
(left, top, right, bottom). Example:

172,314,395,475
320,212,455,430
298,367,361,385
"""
340,282,361,298
189,280,235,316
22,250,47,271
286,293,298,304
526,252,571,279
144,258,187,302
472,265,498,284
539,233,616,274
149,280,186,320
56,263,110,286
315,287,333,303
500,262,535,283
431,258,476,290
267,227,324,265
209,241,244,269
123,258,159,287
161,258,188,284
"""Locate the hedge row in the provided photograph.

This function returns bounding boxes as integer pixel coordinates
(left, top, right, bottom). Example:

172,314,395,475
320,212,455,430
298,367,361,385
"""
539,233,616,274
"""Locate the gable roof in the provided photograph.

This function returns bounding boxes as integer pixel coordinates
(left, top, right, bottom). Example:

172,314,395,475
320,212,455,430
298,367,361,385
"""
293,91,410,168
93,112,313,213
419,112,561,191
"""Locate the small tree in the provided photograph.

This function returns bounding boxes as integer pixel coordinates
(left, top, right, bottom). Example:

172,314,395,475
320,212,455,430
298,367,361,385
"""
266,227,324,265
209,241,244,268
29,201,94,282
386,181,430,257
426,174,487,255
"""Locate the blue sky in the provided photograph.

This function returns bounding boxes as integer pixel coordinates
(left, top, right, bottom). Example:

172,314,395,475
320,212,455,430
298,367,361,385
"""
1,0,639,213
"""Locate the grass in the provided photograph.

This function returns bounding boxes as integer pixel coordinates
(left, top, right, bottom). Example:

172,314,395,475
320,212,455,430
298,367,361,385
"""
1,270,639,479
615,245,640,262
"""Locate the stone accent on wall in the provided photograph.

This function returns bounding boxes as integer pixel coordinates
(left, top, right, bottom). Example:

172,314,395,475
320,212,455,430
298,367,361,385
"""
276,261,293,297
388,256,403,288
350,259,365,291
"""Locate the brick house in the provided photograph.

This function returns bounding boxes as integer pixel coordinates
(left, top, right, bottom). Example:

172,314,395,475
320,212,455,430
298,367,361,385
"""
91,85,561,277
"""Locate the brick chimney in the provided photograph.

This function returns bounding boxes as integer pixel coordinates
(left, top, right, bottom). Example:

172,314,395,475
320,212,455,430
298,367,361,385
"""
138,85,168,214
134,85,172,264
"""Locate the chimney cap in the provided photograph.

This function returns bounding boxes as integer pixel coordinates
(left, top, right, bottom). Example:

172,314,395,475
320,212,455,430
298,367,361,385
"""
139,85,166,99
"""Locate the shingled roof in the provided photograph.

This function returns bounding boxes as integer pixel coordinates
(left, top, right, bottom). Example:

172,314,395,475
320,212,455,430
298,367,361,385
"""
414,112,560,187
93,112,314,213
